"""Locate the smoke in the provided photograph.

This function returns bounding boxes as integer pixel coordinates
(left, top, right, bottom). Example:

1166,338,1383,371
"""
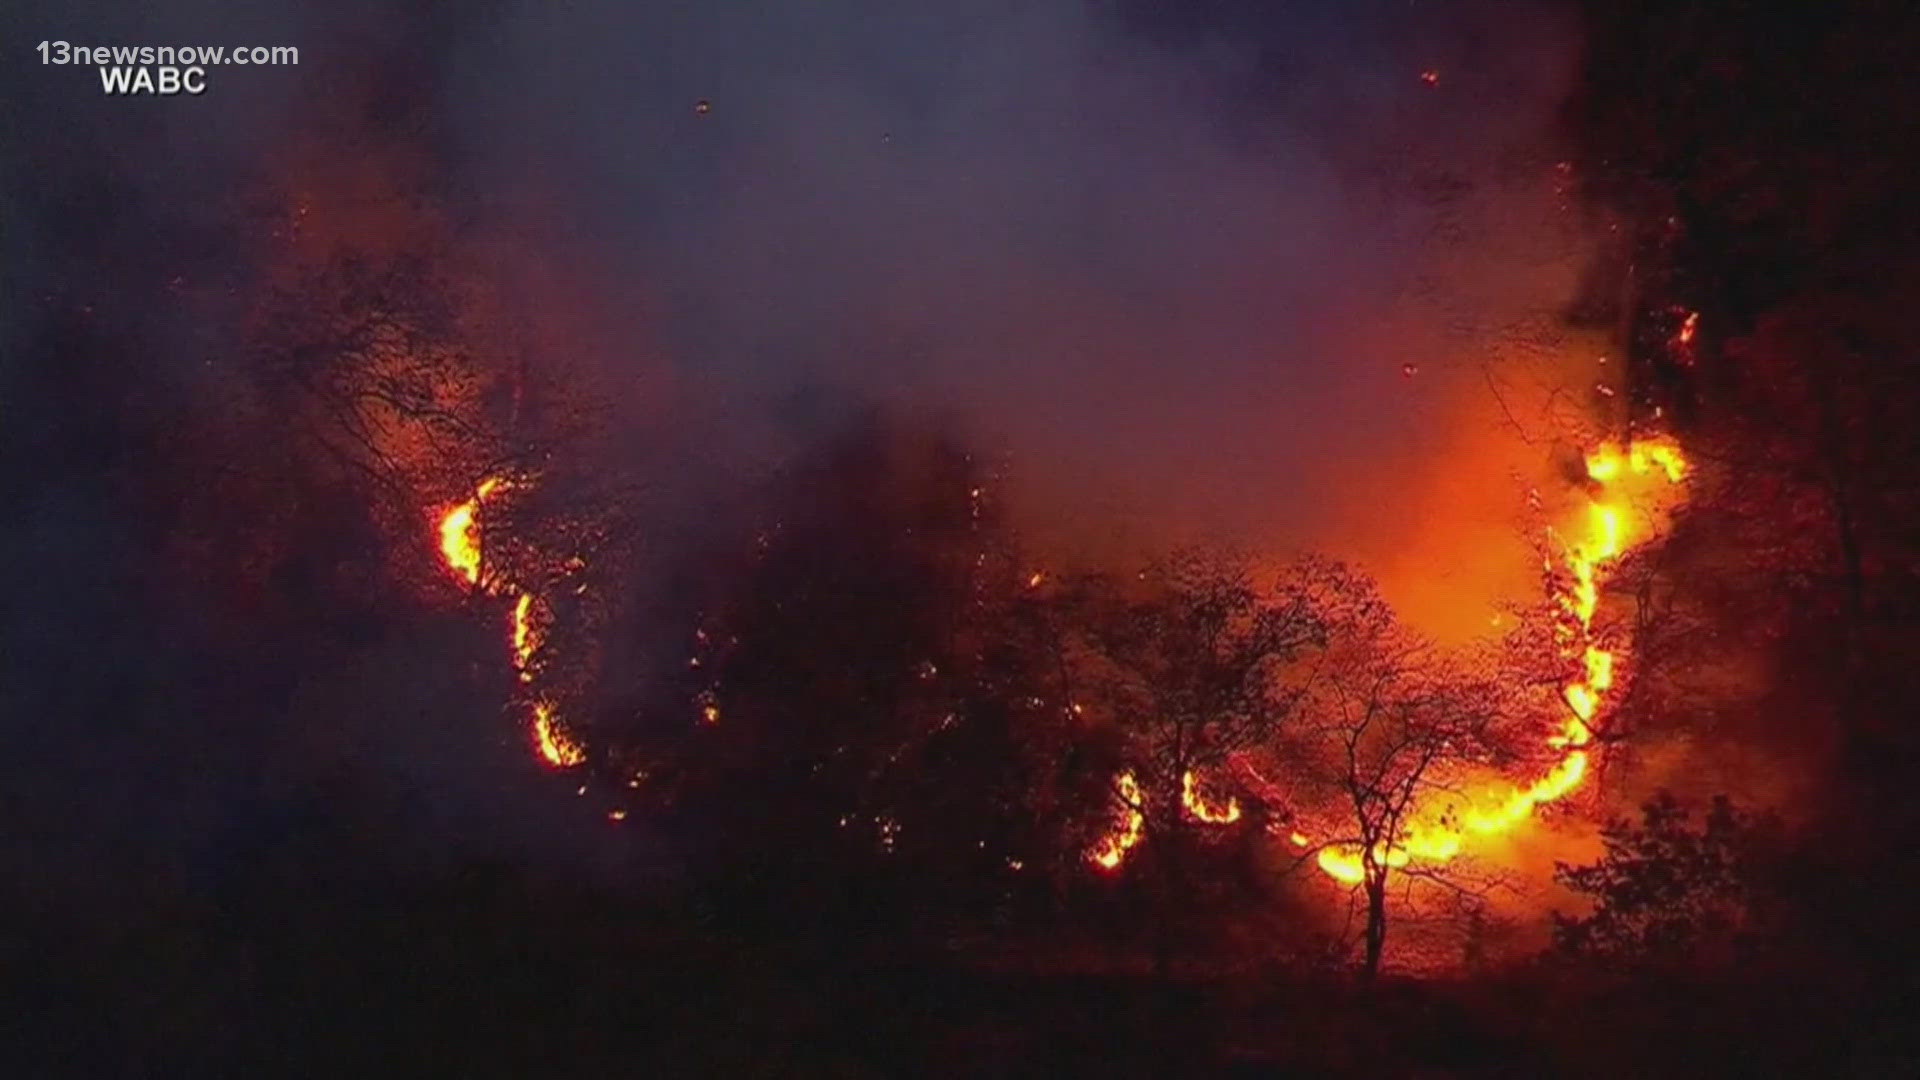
3,0,1608,891
440,0,1596,638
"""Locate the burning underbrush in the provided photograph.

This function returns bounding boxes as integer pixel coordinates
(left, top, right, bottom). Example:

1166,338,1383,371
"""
208,166,1727,980
381,360,1698,977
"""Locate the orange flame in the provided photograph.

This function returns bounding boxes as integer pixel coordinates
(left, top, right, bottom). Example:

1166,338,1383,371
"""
1087,769,1243,870
533,702,585,768
510,592,539,682
437,477,506,588
439,504,482,585
1089,772,1145,870
1181,770,1242,824
435,476,589,771
1305,434,1688,883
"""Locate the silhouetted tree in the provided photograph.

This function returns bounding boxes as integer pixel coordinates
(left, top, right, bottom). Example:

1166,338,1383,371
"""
641,412,1096,954
1552,791,1781,970
1060,550,1322,974
1276,562,1519,980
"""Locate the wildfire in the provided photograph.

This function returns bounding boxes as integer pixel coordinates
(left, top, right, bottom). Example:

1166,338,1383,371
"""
510,591,540,681
1088,769,1242,870
436,475,586,770
1090,772,1145,870
1304,434,1688,882
1182,771,1242,824
533,701,585,767
438,477,505,586
1081,436,1688,881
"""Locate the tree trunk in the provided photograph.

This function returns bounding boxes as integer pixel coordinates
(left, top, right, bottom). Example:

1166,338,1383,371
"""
1152,822,1181,983
1362,873,1388,983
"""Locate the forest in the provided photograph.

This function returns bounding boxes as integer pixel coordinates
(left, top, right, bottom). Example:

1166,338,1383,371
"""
4,1,1918,1075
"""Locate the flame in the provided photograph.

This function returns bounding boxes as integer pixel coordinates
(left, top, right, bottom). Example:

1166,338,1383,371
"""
533,702,585,768
434,476,589,771
1086,768,1246,870
1090,772,1145,870
510,592,538,681
437,476,508,588
438,502,482,585
1181,770,1242,824
1303,434,1688,883
1086,435,1688,881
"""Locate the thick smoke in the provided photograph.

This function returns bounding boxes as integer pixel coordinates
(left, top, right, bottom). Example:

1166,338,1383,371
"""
2,0,1601,887
442,0,1595,638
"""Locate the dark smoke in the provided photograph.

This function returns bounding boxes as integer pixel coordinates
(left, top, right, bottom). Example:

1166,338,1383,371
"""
1,0,1592,882
441,0,1592,614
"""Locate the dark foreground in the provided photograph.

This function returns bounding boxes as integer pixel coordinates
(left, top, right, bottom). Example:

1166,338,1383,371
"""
4,868,1901,1078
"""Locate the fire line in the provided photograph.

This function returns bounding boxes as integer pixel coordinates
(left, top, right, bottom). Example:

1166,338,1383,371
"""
1089,434,1690,882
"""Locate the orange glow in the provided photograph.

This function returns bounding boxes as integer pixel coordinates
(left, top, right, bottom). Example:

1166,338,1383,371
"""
510,592,539,681
1181,770,1242,824
1089,772,1145,870
437,476,507,587
1303,434,1688,884
533,702,585,768
439,502,482,585
433,476,592,772
1087,768,1243,870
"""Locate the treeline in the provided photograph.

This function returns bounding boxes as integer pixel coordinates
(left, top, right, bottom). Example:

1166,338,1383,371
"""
1553,0,1920,1066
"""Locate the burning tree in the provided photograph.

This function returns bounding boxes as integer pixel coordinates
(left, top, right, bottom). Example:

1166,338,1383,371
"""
242,222,634,770
1071,552,1324,847
1276,563,1520,979
1065,551,1323,970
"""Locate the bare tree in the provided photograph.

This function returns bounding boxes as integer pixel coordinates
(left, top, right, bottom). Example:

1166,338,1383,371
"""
1277,563,1517,980
250,254,512,500
1062,549,1323,973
